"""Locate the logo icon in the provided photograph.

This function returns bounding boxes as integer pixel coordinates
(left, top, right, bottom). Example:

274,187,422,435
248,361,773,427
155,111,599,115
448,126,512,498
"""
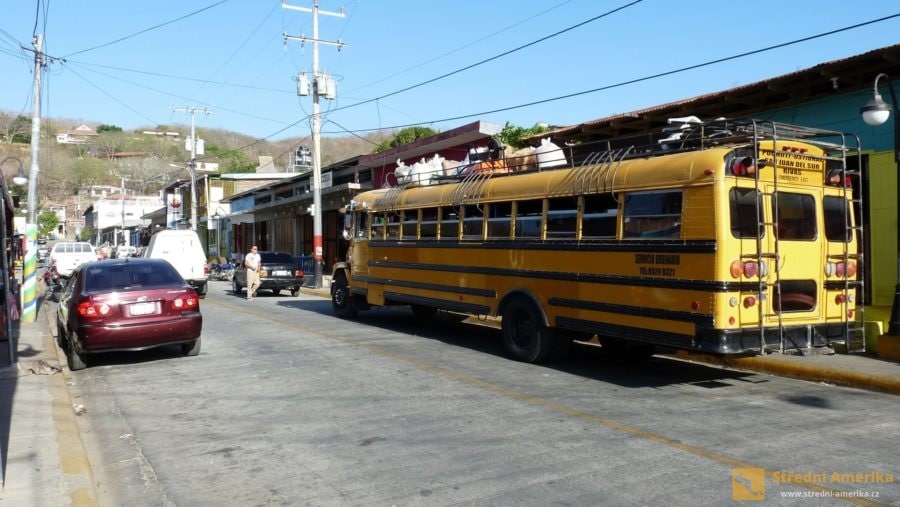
732,467,765,501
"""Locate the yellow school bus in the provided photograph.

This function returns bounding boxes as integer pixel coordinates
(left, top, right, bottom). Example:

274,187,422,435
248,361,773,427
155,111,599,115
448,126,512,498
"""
331,118,863,361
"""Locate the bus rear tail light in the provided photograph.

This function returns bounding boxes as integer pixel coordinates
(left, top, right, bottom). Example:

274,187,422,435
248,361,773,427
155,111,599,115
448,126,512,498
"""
730,260,767,278
835,294,847,304
826,261,857,277
743,296,756,308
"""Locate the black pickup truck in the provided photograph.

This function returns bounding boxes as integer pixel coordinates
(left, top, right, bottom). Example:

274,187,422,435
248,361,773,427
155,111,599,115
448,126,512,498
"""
232,251,304,297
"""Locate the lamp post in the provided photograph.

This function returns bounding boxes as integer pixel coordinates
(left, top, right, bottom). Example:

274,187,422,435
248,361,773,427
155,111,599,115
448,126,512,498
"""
861,73,900,336
0,157,27,365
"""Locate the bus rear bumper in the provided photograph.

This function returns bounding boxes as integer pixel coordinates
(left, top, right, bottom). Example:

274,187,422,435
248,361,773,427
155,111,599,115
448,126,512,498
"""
697,323,847,355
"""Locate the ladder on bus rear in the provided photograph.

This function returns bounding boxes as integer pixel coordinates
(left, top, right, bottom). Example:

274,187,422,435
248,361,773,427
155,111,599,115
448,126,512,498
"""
749,120,788,354
835,134,866,353
748,121,866,354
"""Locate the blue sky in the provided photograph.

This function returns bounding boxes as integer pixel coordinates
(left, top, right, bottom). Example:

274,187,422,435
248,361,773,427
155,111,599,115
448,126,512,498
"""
1,0,898,144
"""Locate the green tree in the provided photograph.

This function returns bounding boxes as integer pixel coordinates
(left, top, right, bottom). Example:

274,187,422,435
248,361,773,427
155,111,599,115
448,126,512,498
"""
37,210,59,238
496,122,550,149
372,126,438,153
96,124,123,133
204,143,256,173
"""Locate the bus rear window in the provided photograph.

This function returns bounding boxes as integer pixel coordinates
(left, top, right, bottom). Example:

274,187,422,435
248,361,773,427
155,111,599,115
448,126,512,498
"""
730,188,763,238
774,192,816,241
623,191,682,239
824,196,852,243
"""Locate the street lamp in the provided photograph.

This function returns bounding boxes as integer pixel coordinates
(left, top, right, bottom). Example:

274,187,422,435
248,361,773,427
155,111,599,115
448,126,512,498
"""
0,156,27,365
861,73,900,336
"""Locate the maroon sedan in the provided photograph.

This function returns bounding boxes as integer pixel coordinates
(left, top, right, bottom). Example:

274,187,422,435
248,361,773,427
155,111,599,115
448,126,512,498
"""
55,257,203,371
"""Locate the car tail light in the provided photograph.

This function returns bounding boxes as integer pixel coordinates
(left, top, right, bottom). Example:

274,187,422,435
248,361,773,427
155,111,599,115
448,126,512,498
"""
294,269,304,277
204,265,210,276
77,299,111,318
172,293,199,311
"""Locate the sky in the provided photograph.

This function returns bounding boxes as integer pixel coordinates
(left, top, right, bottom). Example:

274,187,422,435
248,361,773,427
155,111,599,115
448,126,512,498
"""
1,0,898,148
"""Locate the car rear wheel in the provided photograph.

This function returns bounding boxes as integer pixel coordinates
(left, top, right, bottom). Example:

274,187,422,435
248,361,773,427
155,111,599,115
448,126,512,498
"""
290,287,300,297
182,337,201,357
55,317,66,349
66,334,87,371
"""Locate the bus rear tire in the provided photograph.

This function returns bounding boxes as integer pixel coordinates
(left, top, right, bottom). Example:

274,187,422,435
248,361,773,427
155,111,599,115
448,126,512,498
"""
410,304,437,320
501,297,553,363
331,272,358,319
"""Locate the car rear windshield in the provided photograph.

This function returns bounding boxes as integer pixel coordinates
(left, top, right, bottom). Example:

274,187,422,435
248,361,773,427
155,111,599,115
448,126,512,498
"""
85,263,183,291
260,253,295,265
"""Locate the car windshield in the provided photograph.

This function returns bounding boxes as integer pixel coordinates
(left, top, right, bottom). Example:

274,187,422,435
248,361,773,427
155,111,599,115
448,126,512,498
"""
85,263,183,291
260,252,295,265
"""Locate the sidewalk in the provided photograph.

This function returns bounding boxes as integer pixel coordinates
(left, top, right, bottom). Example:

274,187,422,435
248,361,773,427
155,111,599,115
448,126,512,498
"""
0,286,897,507
0,296,98,507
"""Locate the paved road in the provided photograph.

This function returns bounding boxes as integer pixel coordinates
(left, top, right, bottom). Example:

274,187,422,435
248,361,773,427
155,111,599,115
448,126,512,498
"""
62,281,900,506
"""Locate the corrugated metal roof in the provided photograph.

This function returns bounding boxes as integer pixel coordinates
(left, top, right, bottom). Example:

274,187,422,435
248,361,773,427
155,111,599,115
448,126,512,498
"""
530,43,900,144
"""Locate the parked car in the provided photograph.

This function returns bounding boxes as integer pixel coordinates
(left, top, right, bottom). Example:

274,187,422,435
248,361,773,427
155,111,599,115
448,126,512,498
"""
55,258,203,371
232,251,304,297
142,229,209,297
49,241,98,278
116,245,138,258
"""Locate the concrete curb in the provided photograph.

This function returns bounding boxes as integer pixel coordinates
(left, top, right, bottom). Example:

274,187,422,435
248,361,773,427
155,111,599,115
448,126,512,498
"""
667,351,900,396
43,306,99,506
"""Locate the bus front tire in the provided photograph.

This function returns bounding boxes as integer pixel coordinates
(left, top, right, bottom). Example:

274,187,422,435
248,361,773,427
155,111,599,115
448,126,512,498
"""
331,273,358,319
501,297,553,363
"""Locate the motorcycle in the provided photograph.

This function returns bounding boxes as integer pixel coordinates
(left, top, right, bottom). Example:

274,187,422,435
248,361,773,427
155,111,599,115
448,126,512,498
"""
43,266,64,292
210,261,234,282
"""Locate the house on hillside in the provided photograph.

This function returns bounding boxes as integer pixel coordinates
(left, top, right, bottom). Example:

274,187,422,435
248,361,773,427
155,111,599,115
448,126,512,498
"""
55,124,98,144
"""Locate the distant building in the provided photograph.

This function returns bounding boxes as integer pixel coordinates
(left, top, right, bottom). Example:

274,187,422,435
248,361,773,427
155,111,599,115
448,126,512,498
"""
55,124,98,144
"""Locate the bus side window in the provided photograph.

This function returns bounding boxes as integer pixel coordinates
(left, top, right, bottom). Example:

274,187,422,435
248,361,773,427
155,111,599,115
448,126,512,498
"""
623,191,682,239
582,193,617,239
487,202,512,239
401,210,418,240
386,212,401,239
729,188,763,238
372,214,386,240
546,197,578,239
421,207,438,239
462,205,484,240
356,212,368,238
515,199,542,239
440,206,459,240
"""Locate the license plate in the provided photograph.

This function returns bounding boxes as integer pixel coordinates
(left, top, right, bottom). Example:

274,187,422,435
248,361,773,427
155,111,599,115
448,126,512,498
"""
273,270,290,276
129,302,156,316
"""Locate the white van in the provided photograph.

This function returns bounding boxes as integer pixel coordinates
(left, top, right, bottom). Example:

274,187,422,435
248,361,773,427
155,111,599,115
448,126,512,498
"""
143,230,209,297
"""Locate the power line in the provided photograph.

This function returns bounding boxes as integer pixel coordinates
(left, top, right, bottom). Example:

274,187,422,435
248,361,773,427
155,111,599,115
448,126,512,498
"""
319,12,900,135
62,0,231,58
329,0,644,115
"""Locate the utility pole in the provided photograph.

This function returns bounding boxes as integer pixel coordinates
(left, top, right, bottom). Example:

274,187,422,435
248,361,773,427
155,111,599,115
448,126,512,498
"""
22,34,44,323
173,106,212,232
283,0,345,289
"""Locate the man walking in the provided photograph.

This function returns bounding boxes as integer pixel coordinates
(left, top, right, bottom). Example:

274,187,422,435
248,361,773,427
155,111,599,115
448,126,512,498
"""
244,245,261,300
